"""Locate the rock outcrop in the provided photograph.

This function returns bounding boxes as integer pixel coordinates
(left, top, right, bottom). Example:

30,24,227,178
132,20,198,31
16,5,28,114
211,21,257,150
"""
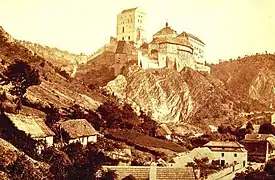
104,65,239,130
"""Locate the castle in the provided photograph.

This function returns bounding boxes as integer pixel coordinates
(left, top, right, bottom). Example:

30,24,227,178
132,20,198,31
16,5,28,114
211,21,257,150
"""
116,7,210,73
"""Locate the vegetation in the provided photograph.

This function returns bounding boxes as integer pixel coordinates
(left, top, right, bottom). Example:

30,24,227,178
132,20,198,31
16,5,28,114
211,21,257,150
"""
106,129,186,153
234,159,275,180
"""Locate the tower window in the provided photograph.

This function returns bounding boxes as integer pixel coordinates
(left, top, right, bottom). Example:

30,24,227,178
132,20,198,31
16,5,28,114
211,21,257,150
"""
122,37,124,40
122,27,124,33
128,36,130,40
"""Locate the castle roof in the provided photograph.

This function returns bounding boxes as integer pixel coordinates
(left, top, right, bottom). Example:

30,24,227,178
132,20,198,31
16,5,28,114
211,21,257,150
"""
153,22,178,37
121,7,138,13
178,31,205,45
150,36,193,49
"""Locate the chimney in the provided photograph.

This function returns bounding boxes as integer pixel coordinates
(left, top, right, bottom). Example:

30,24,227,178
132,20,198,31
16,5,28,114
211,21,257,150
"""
165,22,168,27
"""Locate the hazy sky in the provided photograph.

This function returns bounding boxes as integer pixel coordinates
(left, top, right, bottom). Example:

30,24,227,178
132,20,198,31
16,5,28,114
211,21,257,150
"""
0,0,274,62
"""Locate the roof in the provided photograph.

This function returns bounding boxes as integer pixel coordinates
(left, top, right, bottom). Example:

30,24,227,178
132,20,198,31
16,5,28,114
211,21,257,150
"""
115,41,134,54
102,166,196,180
6,113,55,138
154,22,178,37
60,119,98,139
160,124,172,135
121,7,138,13
156,167,196,180
172,153,194,166
178,31,205,45
203,141,244,148
150,36,193,48
189,147,216,160
243,134,275,149
244,134,275,141
241,124,261,133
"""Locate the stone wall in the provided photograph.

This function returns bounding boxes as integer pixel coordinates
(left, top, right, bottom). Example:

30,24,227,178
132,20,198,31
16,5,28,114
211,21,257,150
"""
18,40,88,65
206,163,242,180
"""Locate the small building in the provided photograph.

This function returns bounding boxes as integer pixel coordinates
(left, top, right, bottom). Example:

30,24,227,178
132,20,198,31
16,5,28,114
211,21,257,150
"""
6,113,55,152
171,147,216,167
156,124,172,140
241,134,275,162
59,119,99,145
203,141,247,167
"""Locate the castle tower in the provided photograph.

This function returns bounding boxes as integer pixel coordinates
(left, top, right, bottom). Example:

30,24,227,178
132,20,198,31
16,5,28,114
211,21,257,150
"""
116,7,147,47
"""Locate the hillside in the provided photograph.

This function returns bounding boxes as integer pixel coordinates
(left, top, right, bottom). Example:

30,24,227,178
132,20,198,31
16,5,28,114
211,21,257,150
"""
0,138,52,179
0,26,104,114
211,54,275,108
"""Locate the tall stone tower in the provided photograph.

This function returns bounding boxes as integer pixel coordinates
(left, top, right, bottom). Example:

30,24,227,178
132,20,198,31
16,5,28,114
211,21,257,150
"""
116,7,147,47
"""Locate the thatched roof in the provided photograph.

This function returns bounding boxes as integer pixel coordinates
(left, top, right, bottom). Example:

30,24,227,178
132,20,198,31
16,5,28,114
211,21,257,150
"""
6,113,55,138
60,119,98,139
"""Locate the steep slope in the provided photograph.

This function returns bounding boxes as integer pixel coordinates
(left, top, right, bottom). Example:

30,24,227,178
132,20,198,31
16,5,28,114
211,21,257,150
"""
0,26,103,113
211,54,275,108
104,65,249,132
0,138,51,179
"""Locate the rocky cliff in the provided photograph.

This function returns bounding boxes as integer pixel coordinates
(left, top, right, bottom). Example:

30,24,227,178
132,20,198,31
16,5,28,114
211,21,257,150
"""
211,54,275,108
104,54,275,132
104,65,241,132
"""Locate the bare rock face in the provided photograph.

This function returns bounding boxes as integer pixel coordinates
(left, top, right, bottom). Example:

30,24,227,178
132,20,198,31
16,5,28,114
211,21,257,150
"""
249,69,275,106
104,65,241,130
105,67,194,124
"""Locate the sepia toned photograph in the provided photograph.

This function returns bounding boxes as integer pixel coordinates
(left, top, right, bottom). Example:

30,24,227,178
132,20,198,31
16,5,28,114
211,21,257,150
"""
0,0,274,179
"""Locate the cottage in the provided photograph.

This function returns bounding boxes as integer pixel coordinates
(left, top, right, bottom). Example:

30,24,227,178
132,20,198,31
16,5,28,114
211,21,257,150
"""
5,113,55,151
203,141,247,167
59,119,99,145
241,134,275,162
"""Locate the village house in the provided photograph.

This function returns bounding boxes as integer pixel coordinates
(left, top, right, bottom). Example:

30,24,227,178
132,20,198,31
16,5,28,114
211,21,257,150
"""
156,123,172,140
241,133,275,162
170,147,216,167
203,141,248,167
5,113,55,152
59,119,99,146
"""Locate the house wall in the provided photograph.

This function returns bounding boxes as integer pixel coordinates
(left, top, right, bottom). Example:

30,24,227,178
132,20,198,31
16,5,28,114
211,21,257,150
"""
68,136,97,145
45,136,54,147
211,150,247,167
242,141,268,162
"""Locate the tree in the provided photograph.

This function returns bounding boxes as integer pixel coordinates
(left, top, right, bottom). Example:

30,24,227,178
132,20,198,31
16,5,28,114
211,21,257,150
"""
259,123,275,135
4,59,40,97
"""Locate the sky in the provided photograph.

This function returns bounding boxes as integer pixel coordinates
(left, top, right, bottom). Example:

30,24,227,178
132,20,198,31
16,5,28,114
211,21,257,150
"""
0,0,275,63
